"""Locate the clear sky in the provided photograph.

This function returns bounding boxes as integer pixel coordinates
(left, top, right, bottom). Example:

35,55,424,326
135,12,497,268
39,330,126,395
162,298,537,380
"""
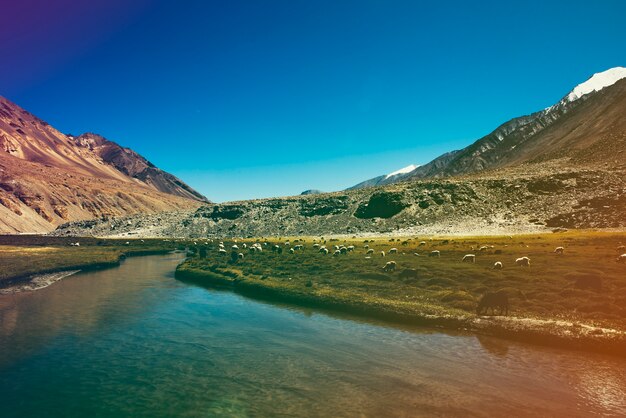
1,1,625,202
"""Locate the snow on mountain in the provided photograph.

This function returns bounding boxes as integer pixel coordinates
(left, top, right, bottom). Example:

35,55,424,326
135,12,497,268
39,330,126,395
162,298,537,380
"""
566,67,626,102
385,164,419,179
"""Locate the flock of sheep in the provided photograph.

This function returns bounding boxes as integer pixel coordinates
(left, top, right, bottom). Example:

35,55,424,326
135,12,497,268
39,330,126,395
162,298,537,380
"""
196,236,626,317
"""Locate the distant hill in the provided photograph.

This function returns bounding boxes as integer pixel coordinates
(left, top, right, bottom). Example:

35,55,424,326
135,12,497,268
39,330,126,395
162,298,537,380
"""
0,96,208,233
300,189,324,195
347,164,418,190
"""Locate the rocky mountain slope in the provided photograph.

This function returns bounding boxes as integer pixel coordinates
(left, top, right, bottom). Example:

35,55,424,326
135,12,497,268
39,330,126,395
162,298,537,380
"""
54,162,626,238
0,96,207,233
351,67,626,188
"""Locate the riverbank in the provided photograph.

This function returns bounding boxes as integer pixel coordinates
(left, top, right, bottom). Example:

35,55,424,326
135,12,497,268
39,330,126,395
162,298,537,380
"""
177,263,626,357
0,236,180,291
176,231,626,357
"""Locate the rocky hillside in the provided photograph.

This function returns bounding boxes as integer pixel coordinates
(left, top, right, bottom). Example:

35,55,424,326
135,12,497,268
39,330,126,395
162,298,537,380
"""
0,96,207,233
351,67,626,187
53,162,626,238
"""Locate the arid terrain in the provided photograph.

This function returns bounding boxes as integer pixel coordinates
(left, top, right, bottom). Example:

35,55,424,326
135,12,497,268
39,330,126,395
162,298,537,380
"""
0,97,206,234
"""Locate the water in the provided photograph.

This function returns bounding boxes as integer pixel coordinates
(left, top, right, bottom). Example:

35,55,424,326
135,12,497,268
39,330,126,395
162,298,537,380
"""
1,253,625,417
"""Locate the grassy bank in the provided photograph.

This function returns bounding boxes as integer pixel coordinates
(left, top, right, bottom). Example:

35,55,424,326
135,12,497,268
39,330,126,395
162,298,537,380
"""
176,231,626,356
0,236,180,287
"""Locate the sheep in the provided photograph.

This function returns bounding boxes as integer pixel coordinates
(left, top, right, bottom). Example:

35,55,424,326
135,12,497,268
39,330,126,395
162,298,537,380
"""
319,247,329,255
289,248,295,254
366,248,375,255
231,245,239,251
364,244,369,250
294,244,303,251
413,253,420,256
125,242,130,246
333,250,341,256
554,246,564,255
476,290,509,316
347,245,355,252
238,253,245,260
617,245,626,253
617,254,626,263
462,254,476,263
340,246,348,254
429,250,440,257
313,243,320,249
380,251,385,257
398,268,418,279
218,248,227,255
493,261,503,270
418,241,426,246
389,248,398,254
401,240,409,246
382,261,397,272
515,256,531,267
479,245,489,252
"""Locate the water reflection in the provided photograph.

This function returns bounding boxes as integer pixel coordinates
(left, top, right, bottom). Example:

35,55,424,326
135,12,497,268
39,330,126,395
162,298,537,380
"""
476,334,510,357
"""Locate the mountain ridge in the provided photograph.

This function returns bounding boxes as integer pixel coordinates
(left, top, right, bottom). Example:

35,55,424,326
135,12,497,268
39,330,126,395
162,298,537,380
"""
0,96,207,233
349,67,626,189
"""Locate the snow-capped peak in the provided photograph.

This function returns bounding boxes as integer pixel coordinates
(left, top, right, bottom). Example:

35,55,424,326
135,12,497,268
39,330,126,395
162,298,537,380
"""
566,67,626,102
385,164,418,179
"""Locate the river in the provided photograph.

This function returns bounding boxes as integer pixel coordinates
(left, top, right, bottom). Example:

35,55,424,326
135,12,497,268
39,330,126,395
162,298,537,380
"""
1,253,625,417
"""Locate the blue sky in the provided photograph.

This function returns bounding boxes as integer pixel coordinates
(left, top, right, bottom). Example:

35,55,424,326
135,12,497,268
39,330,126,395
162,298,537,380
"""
1,1,625,202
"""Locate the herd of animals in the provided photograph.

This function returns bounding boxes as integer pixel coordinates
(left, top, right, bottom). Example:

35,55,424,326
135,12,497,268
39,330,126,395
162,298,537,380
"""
177,236,626,318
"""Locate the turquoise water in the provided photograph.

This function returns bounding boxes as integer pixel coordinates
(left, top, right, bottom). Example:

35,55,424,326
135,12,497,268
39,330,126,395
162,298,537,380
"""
1,253,625,417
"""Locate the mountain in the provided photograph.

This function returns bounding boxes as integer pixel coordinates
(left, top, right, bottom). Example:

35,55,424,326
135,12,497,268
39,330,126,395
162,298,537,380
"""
347,164,419,190
350,67,626,187
0,96,207,233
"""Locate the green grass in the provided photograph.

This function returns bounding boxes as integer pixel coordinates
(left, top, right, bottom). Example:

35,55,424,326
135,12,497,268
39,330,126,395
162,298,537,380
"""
178,231,626,331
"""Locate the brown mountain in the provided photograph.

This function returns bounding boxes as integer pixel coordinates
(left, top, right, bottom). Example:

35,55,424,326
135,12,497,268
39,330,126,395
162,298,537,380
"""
350,67,626,188
0,96,208,234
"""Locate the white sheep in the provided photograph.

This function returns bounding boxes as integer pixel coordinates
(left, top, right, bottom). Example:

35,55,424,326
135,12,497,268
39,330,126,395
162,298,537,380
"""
366,248,375,255
380,251,385,257
462,254,476,263
515,256,531,267
238,253,245,259
617,254,626,263
493,261,503,269
389,248,398,254
429,250,440,257
554,246,564,255
382,261,397,272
